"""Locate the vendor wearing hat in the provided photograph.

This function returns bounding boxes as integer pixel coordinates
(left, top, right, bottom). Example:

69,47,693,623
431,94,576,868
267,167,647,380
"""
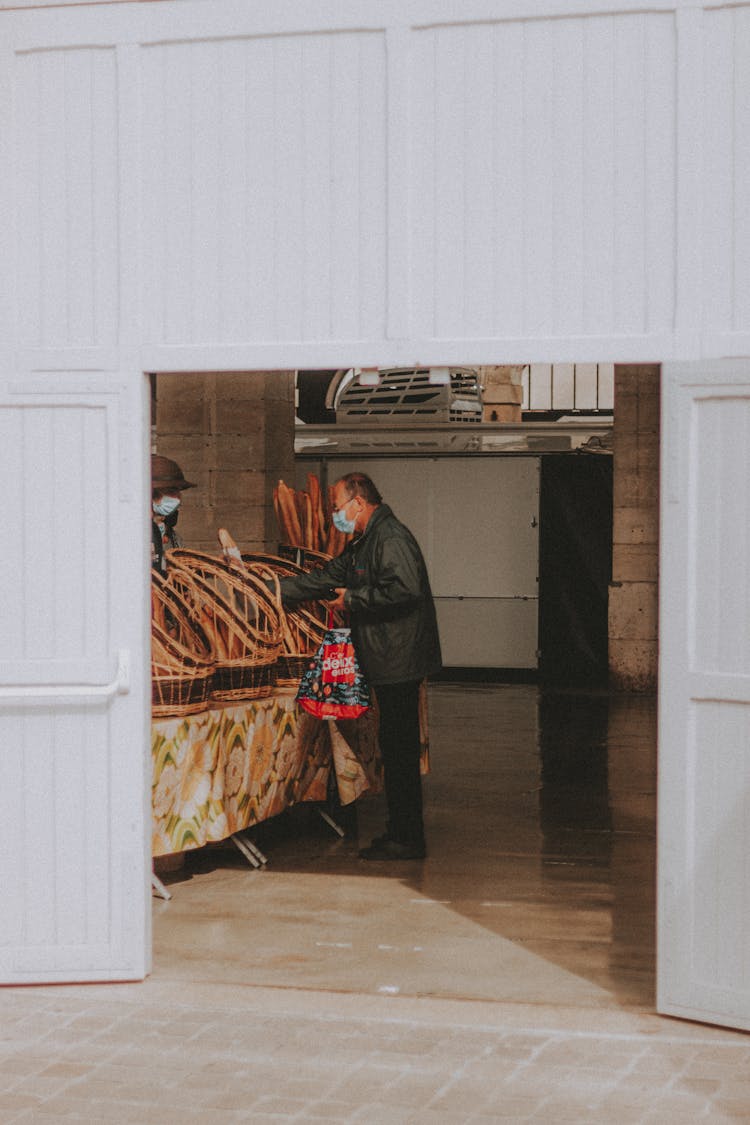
151,454,195,574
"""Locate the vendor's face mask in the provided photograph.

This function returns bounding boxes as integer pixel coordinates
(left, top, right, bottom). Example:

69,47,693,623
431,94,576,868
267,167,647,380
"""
153,495,181,519
332,498,356,535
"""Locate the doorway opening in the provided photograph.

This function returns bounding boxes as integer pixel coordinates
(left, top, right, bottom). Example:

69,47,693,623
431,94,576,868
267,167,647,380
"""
148,364,657,1013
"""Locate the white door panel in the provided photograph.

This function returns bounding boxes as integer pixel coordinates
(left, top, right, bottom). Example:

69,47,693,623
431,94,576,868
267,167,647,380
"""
659,359,750,1031
0,371,150,984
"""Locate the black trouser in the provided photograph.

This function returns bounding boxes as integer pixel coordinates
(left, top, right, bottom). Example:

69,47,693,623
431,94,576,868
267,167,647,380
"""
375,680,424,847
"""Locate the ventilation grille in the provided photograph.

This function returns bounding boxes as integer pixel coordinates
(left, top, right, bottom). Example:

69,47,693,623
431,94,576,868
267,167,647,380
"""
335,368,482,423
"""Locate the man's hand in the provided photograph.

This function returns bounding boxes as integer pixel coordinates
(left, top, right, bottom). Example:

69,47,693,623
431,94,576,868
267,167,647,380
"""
328,587,347,612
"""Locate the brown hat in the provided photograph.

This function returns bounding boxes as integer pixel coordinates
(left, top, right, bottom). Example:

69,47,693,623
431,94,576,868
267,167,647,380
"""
151,454,195,491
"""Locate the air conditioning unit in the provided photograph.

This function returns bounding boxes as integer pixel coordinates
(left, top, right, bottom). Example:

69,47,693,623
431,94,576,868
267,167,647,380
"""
333,368,482,424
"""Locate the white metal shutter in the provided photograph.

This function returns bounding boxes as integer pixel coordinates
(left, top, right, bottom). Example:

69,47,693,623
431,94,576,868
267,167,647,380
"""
658,359,750,1031
0,371,151,983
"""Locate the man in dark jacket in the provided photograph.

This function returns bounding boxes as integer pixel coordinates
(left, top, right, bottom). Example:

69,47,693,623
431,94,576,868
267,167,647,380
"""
278,472,442,860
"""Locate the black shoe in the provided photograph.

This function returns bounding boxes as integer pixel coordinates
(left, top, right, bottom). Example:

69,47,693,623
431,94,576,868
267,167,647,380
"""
358,838,426,861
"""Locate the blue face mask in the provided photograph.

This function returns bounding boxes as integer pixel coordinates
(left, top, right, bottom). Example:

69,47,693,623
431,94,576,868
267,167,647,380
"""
332,505,356,535
153,495,180,519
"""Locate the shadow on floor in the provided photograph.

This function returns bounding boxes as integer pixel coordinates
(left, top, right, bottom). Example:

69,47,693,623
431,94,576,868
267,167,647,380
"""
153,683,657,1013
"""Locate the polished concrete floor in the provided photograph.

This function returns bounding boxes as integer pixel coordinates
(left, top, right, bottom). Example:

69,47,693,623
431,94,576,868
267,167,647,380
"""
3,683,750,1123
155,684,656,1011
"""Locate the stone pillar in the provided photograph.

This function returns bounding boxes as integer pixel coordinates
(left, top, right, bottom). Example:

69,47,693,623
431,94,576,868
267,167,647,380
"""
608,365,660,691
154,371,296,554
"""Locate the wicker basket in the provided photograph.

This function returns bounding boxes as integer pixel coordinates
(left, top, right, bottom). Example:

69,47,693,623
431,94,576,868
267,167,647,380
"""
168,550,282,702
151,572,215,717
242,554,329,691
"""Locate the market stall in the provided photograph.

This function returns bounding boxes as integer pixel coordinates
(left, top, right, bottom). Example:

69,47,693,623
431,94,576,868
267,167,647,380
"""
152,693,382,857
151,500,383,862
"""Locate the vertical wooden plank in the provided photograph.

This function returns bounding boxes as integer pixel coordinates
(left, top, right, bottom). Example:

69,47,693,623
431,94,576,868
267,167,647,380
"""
523,19,555,337
330,32,360,340
462,22,494,337
216,39,247,341
494,20,525,336
715,400,749,668
117,43,143,361
0,407,24,652
54,710,88,946
139,44,165,345
582,14,615,337
700,9,732,337
22,408,55,658
162,43,193,344
383,26,406,341
85,709,112,946
51,408,86,658
552,363,575,410
734,7,750,331
359,31,387,340
692,396,723,668
82,405,110,655
64,49,95,345
273,34,305,341
190,39,221,342
94,48,119,348
0,45,14,352
434,25,465,338
529,363,552,410
644,13,676,336
0,715,22,947
551,17,585,335
14,51,40,347
244,37,276,340
574,363,598,410
613,13,646,335
23,712,57,945
674,7,704,354
301,34,332,339
39,51,68,345
409,27,435,338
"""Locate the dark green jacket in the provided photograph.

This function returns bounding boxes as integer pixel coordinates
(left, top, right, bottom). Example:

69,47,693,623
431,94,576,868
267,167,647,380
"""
278,504,442,686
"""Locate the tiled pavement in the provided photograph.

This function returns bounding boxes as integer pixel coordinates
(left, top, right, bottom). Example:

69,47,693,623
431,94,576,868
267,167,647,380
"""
1,983,749,1122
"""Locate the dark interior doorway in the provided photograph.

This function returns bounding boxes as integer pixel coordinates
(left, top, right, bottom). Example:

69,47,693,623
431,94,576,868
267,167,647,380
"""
538,452,613,687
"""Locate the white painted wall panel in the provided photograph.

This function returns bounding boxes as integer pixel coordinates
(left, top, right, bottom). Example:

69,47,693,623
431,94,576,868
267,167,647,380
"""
703,5,750,341
141,31,387,347
691,395,750,675
689,701,750,997
0,404,108,661
15,48,118,350
0,374,150,983
410,12,676,345
660,360,750,1033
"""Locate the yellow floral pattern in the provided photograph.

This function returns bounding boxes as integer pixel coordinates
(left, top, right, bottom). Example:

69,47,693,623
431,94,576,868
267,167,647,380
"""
151,693,383,856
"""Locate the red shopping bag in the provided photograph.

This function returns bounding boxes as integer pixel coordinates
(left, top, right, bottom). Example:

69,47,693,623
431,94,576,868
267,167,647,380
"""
296,627,370,719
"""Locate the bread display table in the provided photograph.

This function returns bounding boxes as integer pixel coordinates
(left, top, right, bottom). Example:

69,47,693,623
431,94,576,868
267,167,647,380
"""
151,692,382,857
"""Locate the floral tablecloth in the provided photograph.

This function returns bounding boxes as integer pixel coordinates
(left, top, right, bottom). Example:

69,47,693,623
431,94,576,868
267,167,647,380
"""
152,693,383,856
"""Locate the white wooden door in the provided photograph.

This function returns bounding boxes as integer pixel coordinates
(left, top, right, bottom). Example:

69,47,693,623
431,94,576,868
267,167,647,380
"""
658,359,750,1031
0,370,151,983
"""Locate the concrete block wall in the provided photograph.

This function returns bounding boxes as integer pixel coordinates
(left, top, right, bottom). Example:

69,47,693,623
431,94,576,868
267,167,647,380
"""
608,364,660,692
154,371,296,553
